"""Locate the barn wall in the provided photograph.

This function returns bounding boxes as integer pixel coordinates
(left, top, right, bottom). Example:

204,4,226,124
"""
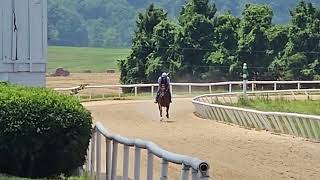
0,0,47,87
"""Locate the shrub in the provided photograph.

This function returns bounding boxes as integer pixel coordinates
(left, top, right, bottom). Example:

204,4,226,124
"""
0,84,92,178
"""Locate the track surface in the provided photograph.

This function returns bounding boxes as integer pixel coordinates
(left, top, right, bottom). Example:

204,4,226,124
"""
84,99,320,180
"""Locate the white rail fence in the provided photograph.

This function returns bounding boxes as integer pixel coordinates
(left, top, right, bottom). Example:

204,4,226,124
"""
54,81,320,101
86,122,210,180
192,89,320,141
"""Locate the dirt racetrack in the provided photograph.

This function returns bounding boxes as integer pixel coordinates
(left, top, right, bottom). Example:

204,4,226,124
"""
84,98,320,180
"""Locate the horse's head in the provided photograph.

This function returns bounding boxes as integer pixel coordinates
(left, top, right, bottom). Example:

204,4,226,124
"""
159,84,167,98
160,84,166,91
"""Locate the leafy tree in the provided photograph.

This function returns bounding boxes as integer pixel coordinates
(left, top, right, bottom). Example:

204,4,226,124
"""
145,21,180,81
48,1,88,46
207,11,240,80
118,4,167,84
179,0,216,26
237,4,273,80
174,0,216,81
271,1,320,80
47,0,320,48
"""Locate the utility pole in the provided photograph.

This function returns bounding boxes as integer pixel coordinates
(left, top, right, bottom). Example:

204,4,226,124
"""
243,63,248,99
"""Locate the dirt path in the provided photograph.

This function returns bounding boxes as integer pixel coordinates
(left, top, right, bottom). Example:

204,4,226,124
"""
84,99,320,180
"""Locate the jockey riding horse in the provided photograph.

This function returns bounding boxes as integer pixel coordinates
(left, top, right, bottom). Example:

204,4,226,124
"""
154,72,172,104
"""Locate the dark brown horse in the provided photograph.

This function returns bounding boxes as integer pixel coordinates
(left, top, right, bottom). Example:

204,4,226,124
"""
158,84,171,120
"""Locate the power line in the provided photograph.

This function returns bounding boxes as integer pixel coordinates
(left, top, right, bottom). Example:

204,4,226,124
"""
138,45,320,54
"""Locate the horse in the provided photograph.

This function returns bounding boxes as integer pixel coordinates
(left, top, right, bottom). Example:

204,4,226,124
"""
158,84,171,120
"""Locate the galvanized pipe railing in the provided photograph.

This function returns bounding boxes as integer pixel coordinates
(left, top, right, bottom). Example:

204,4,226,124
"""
86,122,210,180
192,89,320,141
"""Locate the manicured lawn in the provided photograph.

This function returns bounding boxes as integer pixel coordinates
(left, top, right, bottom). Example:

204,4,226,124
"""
234,97,320,116
48,46,130,73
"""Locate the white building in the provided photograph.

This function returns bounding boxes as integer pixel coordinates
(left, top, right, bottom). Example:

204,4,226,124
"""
0,0,47,87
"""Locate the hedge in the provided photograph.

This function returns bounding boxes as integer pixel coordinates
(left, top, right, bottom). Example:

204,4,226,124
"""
0,83,92,178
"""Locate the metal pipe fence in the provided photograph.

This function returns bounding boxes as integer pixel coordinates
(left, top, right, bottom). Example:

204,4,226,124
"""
86,122,210,180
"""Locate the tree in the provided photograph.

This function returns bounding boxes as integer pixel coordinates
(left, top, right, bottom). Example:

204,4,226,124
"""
179,0,216,26
145,21,180,81
174,0,216,81
47,0,320,48
118,4,167,84
48,1,88,46
237,4,273,80
207,11,240,80
272,1,320,80
86,19,106,47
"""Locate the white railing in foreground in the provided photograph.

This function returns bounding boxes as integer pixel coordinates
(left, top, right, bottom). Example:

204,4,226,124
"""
192,89,320,141
86,122,210,180
54,81,320,101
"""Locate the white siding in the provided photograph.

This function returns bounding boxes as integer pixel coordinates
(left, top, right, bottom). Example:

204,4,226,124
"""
2,1,13,61
15,0,29,61
30,0,44,61
0,0,47,87
0,3,3,61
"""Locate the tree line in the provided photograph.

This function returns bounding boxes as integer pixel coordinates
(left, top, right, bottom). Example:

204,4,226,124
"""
118,0,320,84
47,0,320,48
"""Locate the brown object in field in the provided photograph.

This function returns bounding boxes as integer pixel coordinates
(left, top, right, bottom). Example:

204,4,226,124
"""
54,67,70,77
106,69,116,73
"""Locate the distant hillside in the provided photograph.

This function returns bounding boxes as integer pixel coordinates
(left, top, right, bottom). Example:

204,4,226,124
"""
48,0,320,48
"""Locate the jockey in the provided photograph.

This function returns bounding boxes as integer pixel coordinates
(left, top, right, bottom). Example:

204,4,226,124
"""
154,72,172,103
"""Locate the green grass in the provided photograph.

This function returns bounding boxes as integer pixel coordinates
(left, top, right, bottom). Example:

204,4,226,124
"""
0,174,89,180
0,177,88,180
48,46,130,73
233,96,320,116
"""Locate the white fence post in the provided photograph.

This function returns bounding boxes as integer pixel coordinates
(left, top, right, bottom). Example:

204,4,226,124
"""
191,168,198,180
180,164,190,180
134,86,138,97
160,159,169,180
89,91,92,101
229,84,232,93
123,145,130,180
85,147,90,172
134,147,141,180
298,82,301,90
90,131,96,178
95,131,101,180
274,82,277,91
106,138,112,180
111,141,118,180
118,87,122,97
151,85,154,97
147,150,154,180
209,85,212,94
189,85,192,94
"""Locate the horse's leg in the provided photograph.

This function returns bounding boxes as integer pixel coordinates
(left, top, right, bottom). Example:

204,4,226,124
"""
166,105,170,119
158,104,162,118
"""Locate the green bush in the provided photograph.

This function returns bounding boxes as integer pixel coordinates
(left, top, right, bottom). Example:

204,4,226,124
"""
0,84,92,178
